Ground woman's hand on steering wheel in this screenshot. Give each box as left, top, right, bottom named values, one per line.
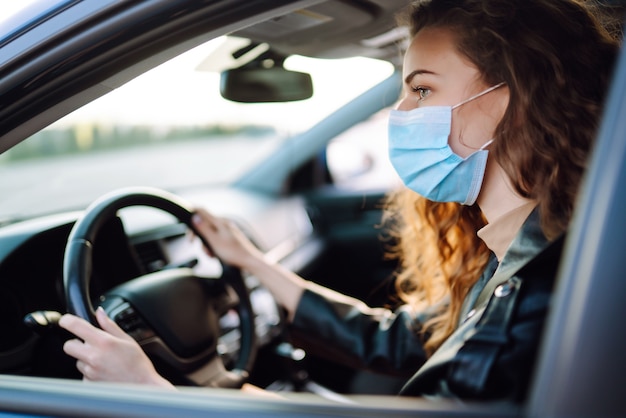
left=192, top=208, right=264, bottom=271
left=60, top=307, right=174, bottom=388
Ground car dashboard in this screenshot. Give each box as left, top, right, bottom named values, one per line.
left=0, top=187, right=318, bottom=383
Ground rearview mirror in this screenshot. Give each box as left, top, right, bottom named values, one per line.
left=220, top=67, right=313, bottom=103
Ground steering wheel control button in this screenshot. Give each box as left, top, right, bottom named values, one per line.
left=117, top=309, right=155, bottom=341
left=104, top=302, right=155, bottom=341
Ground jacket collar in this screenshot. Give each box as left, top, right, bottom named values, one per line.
left=492, top=206, right=551, bottom=282
left=459, top=206, right=551, bottom=323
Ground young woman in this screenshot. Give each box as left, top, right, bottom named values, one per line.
left=59, top=0, right=621, bottom=402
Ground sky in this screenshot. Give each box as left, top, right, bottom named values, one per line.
left=0, top=0, right=40, bottom=26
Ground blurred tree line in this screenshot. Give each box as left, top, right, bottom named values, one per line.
left=1, top=123, right=275, bottom=162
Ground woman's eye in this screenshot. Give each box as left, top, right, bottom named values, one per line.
left=411, top=86, right=431, bottom=101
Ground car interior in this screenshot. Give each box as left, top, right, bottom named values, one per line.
left=0, top=0, right=410, bottom=395
left=0, top=0, right=624, bottom=417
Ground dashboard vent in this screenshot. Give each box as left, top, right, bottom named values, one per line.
left=134, top=240, right=167, bottom=273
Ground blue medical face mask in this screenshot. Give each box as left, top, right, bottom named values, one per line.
left=388, top=82, right=505, bottom=205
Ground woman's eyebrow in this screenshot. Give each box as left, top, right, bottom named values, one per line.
left=404, top=69, right=437, bottom=84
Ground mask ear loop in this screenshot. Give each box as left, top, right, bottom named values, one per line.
left=452, top=82, right=506, bottom=149
left=479, top=138, right=494, bottom=150
left=451, top=82, right=506, bottom=110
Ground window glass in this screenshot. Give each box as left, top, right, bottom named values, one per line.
left=326, top=107, right=401, bottom=191
left=0, top=36, right=394, bottom=221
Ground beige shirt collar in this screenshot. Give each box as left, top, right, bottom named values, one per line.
left=477, top=202, right=537, bottom=261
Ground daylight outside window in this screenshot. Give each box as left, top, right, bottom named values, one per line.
left=0, top=36, right=394, bottom=223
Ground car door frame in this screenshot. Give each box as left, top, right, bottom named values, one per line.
left=526, top=20, right=626, bottom=418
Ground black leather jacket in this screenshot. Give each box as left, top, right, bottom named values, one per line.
left=289, top=209, right=562, bottom=402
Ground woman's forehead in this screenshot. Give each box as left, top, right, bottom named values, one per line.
left=403, top=27, right=479, bottom=83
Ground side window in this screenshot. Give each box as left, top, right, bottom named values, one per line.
left=326, top=107, right=401, bottom=190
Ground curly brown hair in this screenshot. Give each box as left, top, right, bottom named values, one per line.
left=385, top=0, right=620, bottom=355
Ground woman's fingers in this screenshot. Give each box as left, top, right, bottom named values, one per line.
left=192, top=208, right=217, bottom=233
left=60, top=312, right=161, bottom=384
left=192, top=207, right=265, bottom=273
left=95, top=307, right=132, bottom=341
left=59, top=311, right=129, bottom=365
left=192, top=209, right=219, bottom=256
left=62, top=337, right=89, bottom=363
left=59, top=309, right=130, bottom=344
left=59, top=312, right=102, bottom=343
left=75, top=360, right=92, bottom=380
left=60, top=314, right=111, bottom=364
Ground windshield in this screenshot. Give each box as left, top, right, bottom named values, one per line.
left=0, top=35, right=393, bottom=222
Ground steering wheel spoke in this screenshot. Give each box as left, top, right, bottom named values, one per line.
left=186, top=356, right=248, bottom=388
left=211, top=282, right=240, bottom=316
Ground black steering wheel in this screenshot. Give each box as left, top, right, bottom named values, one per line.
left=63, top=187, right=257, bottom=388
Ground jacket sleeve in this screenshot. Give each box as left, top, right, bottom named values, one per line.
left=288, top=282, right=428, bottom=377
